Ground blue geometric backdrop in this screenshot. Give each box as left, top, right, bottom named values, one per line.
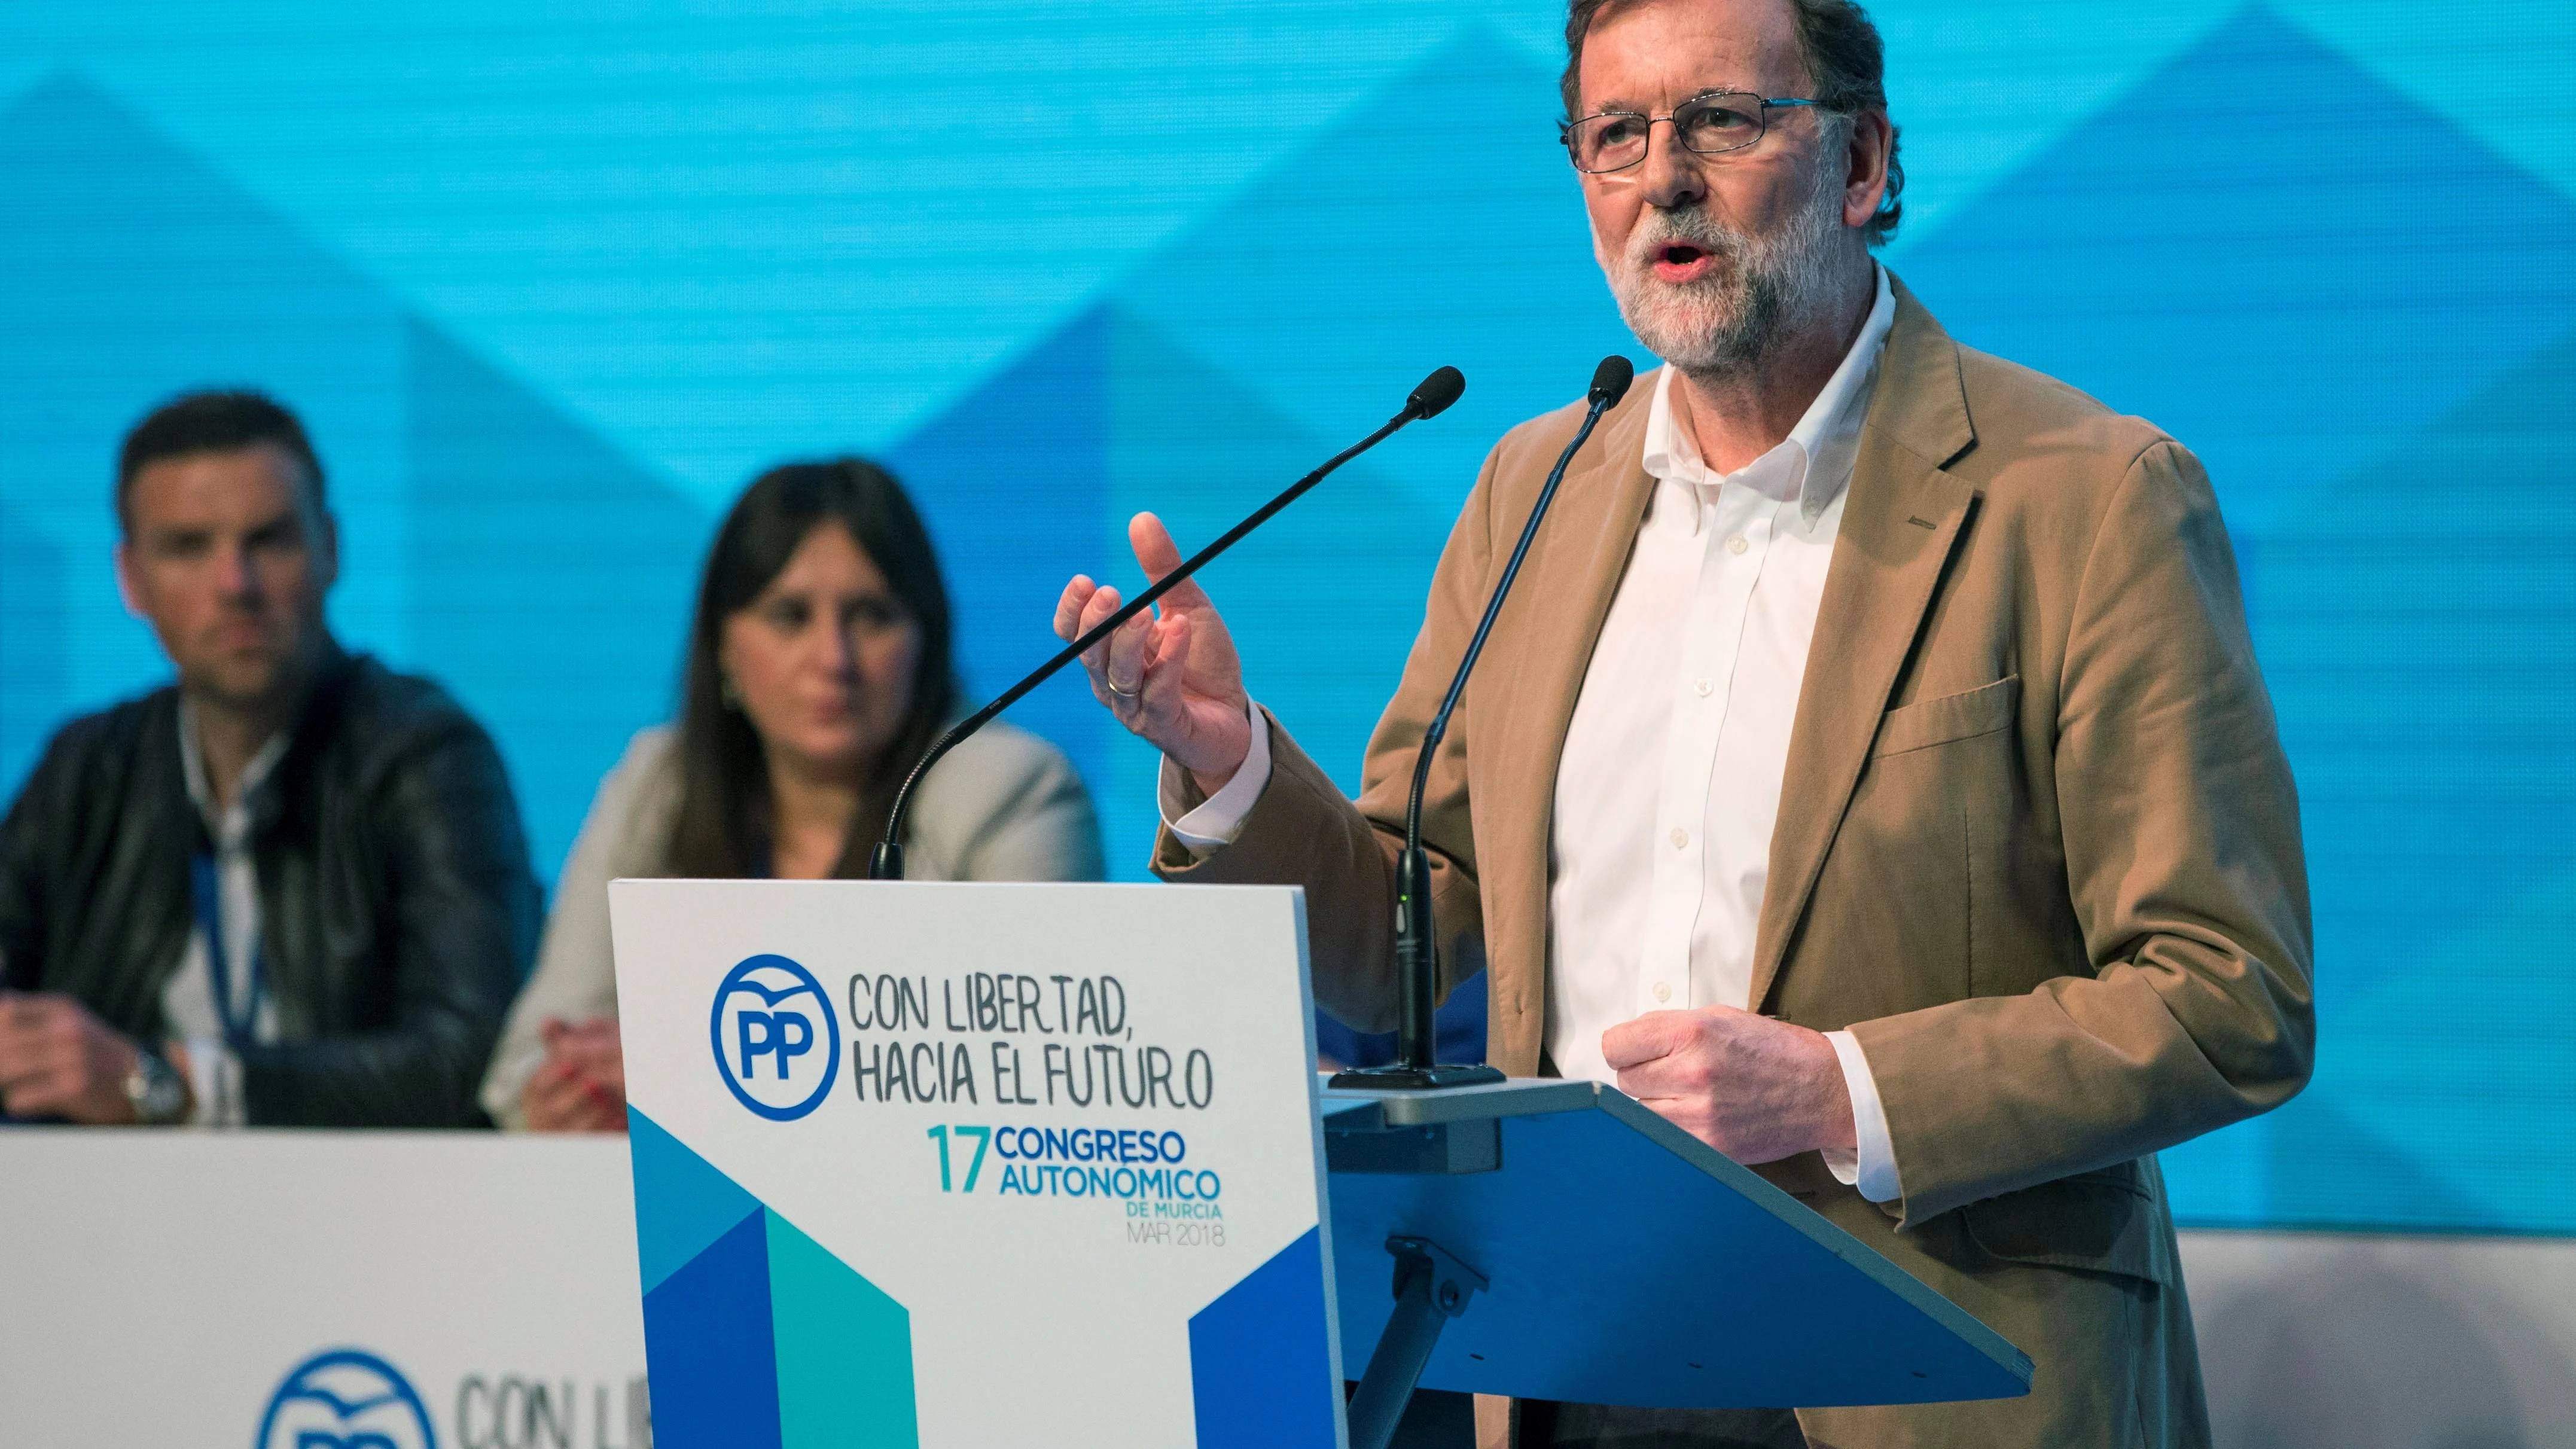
left=2, top=1, right=2571, bottom=1234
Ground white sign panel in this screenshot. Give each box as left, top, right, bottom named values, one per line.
left=0, top=1131, right=649, bottom=1448
left=608, top=878, right=1344, bottom=1449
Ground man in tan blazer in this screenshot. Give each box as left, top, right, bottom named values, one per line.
left=1054, top=0, right=2313, bottom=1444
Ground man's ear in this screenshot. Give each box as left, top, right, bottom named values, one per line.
left=1843, top=110, right=1894, bottom=230
left=114, top=538, right=145, bottom=620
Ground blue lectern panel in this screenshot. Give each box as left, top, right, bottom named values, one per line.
left=1327, top=1091, right=2029, bottom=1410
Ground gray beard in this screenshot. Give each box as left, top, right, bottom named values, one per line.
left=1611, top=157, right=1852, bottom=382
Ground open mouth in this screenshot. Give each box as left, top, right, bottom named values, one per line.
left=1651, top=240, right=1717, bottom=283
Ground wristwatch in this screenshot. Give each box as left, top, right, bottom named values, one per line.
left=124, top=1048, right=190, bottom=1126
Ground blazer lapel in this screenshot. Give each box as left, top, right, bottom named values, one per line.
left=1477, top=386, right=1657, bottom=1064
left=1749, top=280, right=1979, bottom=1012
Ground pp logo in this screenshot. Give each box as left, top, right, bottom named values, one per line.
left=711, top=953, right=842, bottom=1119
left=257, top=1348, right=437, bottom=1449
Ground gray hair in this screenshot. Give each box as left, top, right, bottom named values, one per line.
left=1559, top=0, right=1906, bottom=246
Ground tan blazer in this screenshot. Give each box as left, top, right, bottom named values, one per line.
left=1159, top=276, right=2313, bottom=1448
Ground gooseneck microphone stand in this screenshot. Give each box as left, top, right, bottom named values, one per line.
left=1329, top=355, right=1636, bottom=1092
left=868, top=365, right=1468, bottom=881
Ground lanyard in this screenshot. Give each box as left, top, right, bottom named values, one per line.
left=189, top=852, right=266, bottom=1046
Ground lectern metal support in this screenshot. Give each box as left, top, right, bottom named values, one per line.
left=1347, top=1236, right=1488, bottom=1449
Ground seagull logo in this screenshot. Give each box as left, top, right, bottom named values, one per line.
left=710, top=953, right=842, bottom=1120
left=257, top=1349, right=437, bottom=1449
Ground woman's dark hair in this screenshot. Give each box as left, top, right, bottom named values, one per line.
left=663, top=459, right=956, bottom=879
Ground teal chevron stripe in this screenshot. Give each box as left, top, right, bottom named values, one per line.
left=767, top=1208, right=920, bottom=1447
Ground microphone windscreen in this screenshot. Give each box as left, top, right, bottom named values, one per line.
left=1589, top=355, right=1636, bottom=407
left=1409, top=365, right=1467, bottom=420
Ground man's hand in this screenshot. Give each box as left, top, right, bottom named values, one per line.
left=1602, top=1005, right=1857, bottom=1165
left=1053, top=512, right=1253, bottom=797
left=0, top=990, right=146, bottom=1124
left=521, top=1016, right=628, bottom=1133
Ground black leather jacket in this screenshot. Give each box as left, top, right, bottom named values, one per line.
left=0, top=648, right=540, bottom=1125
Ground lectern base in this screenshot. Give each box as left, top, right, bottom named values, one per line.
left=1328, top=1062, right=1507, bottom=1091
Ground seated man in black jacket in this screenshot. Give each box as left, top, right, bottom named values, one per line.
left=0, top=391, right=540, bottom=1127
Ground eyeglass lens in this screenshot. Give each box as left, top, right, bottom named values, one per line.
left=1568, top=92, right=1769, bottom=172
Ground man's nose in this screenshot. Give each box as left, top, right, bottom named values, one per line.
left=214, top=541, right=260, bottom=599
left=1638, top=123, right=1709, bottom=213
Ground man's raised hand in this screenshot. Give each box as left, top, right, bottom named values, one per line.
left=1054, top=512, right=1253, bottom=797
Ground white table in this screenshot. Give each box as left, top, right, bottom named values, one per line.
left=0, top=1130, right=646, bottom=1448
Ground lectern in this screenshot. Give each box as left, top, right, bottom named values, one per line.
left=1319, top=1079, right=2029, bottom=1449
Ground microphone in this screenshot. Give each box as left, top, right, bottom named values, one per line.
left=1330, top=355, right=1635, bottom=1092
left=868, top=366, right=1468, bottom=880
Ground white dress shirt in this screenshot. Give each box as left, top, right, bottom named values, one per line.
left=159, top=702, right=286, bottom=1127
left=1168, top=267, right=1901, bottom=1202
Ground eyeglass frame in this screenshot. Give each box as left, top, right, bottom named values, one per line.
left=1559, top=90, right=1829, bottom=175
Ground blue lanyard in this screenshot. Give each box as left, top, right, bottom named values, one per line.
left=189, top=852, right=266, bottom=1046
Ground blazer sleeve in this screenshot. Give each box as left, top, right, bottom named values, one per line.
left=1149, top=429, right=1504, bottom=1032
left=1849, top=440, right=2317, bottom=1223
left=238, top=713, right=541, bottom=1127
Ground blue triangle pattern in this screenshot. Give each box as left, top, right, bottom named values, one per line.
left=4, top=6, right=2575, bottom=1243
left=1114, top=23, right=1640, bottom=520
left=0, top=71, right=410, bottom=730
left=641, top=1206, right=784, bottom=1449
left=628, top=1108, right=765, bottom=1295
left=404, top=319, right=707, bottom=874
left=2248, top=321, right=2576, bottom=997
left=0, top=502, right=67, bottom=792
left=882, top=298, right=1467, bottom=880
left=1188, top=1226, right=1338, bottom=1449
left=883, top=304, right=1117, bottom=826
left=2162, top=320, right=2576, bottom=1230
left=1892, top=5, right=2576, bottom=536
left=0, top=71, right=706, bottom=876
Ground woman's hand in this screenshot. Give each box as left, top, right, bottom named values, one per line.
left=1054, top=513, right=1254, bottom=797
left=520, top=1016, right=627, bottom=1133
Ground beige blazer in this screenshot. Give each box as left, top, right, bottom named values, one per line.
left=481, top=721, right=1103, bottom=1127
left=1159, top=276, right=2313, bottom=1448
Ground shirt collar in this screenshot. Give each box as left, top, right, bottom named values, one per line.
left=1639, top=262, right=1897, bottom=529
left=178, top=697, right=290, bottom=840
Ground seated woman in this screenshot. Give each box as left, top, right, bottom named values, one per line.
left=483, top=459, right=1103, bottom=1130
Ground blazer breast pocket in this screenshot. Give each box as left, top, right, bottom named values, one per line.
left=1871, top=674, right=2020, bottom=758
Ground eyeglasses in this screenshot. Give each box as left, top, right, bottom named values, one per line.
left=1561, top=91, right=1824, bottom=174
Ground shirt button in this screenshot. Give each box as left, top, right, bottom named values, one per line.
left=1669, top=827, right=1689, bottom=849
left=1654, top=982, right=1672, bottom=1003
left=1693, top=678, right=1714, bottom=697
left=1726, top=535, right=1749, bottom=555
